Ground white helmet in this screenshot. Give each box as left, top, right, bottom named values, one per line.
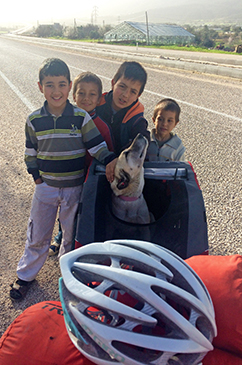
left=59, top=239, right=217, bottom=365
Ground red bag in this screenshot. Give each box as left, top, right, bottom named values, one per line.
left=186, top=254, right=242, bottom=360
left=203, top=347, right=242, bottom=365
left=0, top=301, right=94, bottom=365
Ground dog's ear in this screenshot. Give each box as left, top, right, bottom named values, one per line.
left=117, top=169, right=130, bottom=190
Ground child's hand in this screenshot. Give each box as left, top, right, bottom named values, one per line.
left=35, top=178, right=43, bottom=184
left=106, top=158, right=117, bottom=183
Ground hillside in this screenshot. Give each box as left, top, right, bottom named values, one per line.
left=101, top=0, right=242, bottom=25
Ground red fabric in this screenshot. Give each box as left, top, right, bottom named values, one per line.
left=187, top=161, right=201, bottom=189
left=203, top=347, right=242, bottom=365
left=97, top=92, right=107, bottom=107
left=0, top=301, right=94, bottom=365
left=75, top=239, right=83, bottom=249
left=85, top=110, right=115, bottom=168
left=186, top=254, right=242, bottom=358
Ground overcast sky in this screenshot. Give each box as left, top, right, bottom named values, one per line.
left=2, top=0, right=237, bottom=27
left=0, top=0, right=184, bottom=26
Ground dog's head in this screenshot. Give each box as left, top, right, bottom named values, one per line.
left=111, top=133, right=148, bottom=196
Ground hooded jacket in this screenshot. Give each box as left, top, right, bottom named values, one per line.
left=96, top=91, right=150, bottom=155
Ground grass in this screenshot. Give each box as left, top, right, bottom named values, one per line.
left=71, top=40, right=241, bottom=55
left=30, top=36, right=242, bottom=55
left=145, top=44, right=240, bottom=54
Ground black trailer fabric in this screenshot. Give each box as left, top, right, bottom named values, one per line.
left=75, top=161, right=208, bottom=259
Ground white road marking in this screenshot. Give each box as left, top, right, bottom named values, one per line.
left=146, top=90, right=242, bottom=122
left=0, top=70, right=35, bottom=111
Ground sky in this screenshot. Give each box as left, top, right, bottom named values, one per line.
left=2, top=0, right=237, bottom=28
left=0, top=0, right=183, bottom=27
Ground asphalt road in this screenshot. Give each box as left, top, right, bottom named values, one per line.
left=6, top=34, right=242, bottom=79
left=0, top=35, right=242, bottom=336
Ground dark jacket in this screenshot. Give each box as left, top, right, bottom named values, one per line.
left=96, top=91, right=150, bottom=155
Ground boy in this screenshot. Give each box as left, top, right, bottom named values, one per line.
left=10, top=58, right=116, bottom=300
left=74, top=62, right=150, bottom=249
left=49, top=71, right=115, bottom=256
left=73, top=71, right=114, bottom=154
left=96, top=61, right=150, bottom=156
left=146, top=98, right=185, bottom=161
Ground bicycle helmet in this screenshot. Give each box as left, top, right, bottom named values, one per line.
left=59, top=239, right=217, bottom=365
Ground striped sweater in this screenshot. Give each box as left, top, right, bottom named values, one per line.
left=25, top=100, right=116, bottom=187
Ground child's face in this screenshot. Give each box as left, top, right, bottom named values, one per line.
left=153, top=109, right=178, bottom=142
left=38, top=75, right=72, bottom=116
left=73, top=81, right=100, bottom=113
left=111, top=76, right=142, bottom=112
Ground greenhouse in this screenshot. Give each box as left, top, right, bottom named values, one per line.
left=104, top=21, right=195, bottom=45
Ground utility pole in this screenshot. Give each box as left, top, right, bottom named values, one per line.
left=92, top=6, right=98, bottom=25
left=145, top=11, right=150, bottom=46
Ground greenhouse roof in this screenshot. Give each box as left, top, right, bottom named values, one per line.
left=125, top=22, right=194, bottom=37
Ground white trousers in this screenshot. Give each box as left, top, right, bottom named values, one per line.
left=17, top=182, right=82, bottom=281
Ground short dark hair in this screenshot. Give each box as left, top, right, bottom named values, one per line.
left=73, top=72, right=102, bottom=97
left=39, top=58, right=71, bottom=85
left=153, top=98, right=181, bottom=123
left=112, top=61, right=147, bottom=96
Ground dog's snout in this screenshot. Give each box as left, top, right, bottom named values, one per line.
left=117, top=169, right=130, bottom=190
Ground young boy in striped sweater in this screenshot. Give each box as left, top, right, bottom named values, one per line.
left=10, top=58, right=116, bottom=300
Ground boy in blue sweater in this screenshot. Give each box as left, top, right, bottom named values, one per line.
left=146, top=98, right=185, bottom=161
left=10, top=58, right=116, bottom=300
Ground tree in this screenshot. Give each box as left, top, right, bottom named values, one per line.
left=35, top=24, right=63, bottom=38
left=64, top=26, right=78, bottom=39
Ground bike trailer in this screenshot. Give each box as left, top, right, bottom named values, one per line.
left=75, top=161, right=208, bottom=259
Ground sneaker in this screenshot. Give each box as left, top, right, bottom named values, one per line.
left=49, top=240, right=61, bottom=256
left=10, top=278, right=34, bottom=300
left=54, top=230, right=62, bottom=245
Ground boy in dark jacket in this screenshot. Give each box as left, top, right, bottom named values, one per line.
left=96, top=61, right=150, bottom=156
left=74, top=62, right=151, bottom=249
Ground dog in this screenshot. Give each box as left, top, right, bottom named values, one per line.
left=110, top=133, right=150, bottom=224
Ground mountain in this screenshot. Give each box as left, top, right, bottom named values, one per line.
left=34, top=0, right=242, bottom=28
left=100, top=0, right=242, bottom=25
